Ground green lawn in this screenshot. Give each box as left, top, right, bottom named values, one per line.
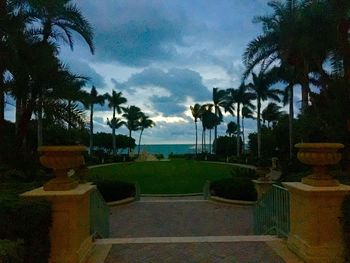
left=88, top=160, right=237, bottom=194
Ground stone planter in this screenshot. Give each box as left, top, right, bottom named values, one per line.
left=295, top=142, right=344, bottom=187
left=38, top=146, right=87, bottom=191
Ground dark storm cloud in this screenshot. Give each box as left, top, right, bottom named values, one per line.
left=126, top=67, right=211, bottom=101
left=63, top=58, right=106, bottom=88
left=150, top=96, right=187, bottom=116
left=112, top=67, right=211, bottom=116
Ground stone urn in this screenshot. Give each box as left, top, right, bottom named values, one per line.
left=295, top=143, right=344, bottom=187
left=38, top=145, right=87, bottom=191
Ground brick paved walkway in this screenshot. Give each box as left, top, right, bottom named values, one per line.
left=110, top=199, right=253, bottom=237
left=105, top=242, right=285, bottom=263
left=100, top=198, right=288, bottom=262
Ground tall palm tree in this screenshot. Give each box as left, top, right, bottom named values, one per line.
left=262, top=102, right=284, bottom=127
left=122, top=106, right=142, bottom=155
left=107, top=117, right=124, bottom=154
left=86, top=86, right=105, bottom=155
left=241, top=105, right=255, bottom=153
left=243, top=0, right=326, bottom=112
left=201, top=110, right=219, bottom=154
left=248, top=69, right=281, bottom=158
left=104, top=90, right=127, bottom=156
left=211, top=88, right=231, bottom=152
left=229, top=83, right=256, bottom=157
left=137, top=114, right=155, bottom=155
left=190, top=103, right=202, bottom=156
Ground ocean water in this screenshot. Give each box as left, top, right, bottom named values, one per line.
left=138, top=144, right=195, bottom=157
left=119, top=144, right=211, bottom=157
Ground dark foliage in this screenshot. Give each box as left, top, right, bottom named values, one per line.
left=210, top=177, right=257, bottom=201
left=94, top=180, right=136, bottom=202
left=213, top=136, right=240, bottom=156
left=0, top=189, right=52, bottom=263
left=341, top=195, right=350, bottom=261
left=210, top=167, right=257, bottom=201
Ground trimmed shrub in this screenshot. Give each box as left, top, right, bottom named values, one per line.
left=95, top=180, right=136, bottom=202
left=210, top=167, right=257, bottom=201
left=210, top=177, right=257, bottom=201
left=0, top=193, right=52, bottom=263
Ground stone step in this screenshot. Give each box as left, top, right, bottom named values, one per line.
left=95, top=235, right=281, bottom=245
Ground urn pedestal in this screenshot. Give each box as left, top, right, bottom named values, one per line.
left=284, top=143, right=350, bottom=262
left=38, top=146, right=87, bottom=191
left=295, top=143, right=344, bottom=187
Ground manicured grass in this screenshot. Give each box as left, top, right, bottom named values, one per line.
left=88, top=160, right=236, bottom=194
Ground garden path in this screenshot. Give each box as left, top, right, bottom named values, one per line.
left=91, top=197, right=299, bottom=262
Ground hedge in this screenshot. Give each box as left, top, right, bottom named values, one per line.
left=210, top=167, right=258, bottom=201
left=0, top=184, right=52, bottom=263
left=94, top=180, right=136, bottom=202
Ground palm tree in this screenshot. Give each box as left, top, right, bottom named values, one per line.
left=26, top=0, right=94, bottom=146
left=229, top=83, right=256, bottom=157
left=248, top=69, right=282, bottom=158
left=226, top=121, right=238, bottom=137
left=104, top=90, right=127, bottom=156
left=137, top=114, right=155, bottom=155
left=107, top=117, right=124, bottom=154
left=262, top=102, right=283, bottom=128
left=190, top=103, right=202, bottom=156
left=86, top=86, right=105, bottom=155
left=211, top=88, right=231, bottom=152
left=122, top=106, right=143, bottom=155
left=243, top=0, right=324, bottom=112
left=241, top=105, right=255, bottom=153
left=201, top=110, right=219, bottom=154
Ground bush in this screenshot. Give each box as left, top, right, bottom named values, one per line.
left=0, top=239, right=24, bottom=263
left=210, top=177, right=257, bottom=201
left=0, top=191, right=52, bottom=263
left=155, top=154, right=164, bottom=160
left=94, top=180, right=136, bottom=202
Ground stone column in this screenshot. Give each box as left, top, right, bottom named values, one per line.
left=283, top=182, right=350, bottom=263
left=22, top=184, right=95, bottom=263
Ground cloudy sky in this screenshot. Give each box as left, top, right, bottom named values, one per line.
left=6, top=0, right=301, bottom=144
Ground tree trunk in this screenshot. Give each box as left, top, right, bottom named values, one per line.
left=242, top=116, right=245, bottom=154
left=209, top=129, right=212, bottom=154
left=257, top=98, right=261, bottom=159
left=300, top=68, right=309, bottom=112
left=289, top=85, right=294, bottom=160
left=203, top=128, right=206, bottom=153
left=0, top=77, right=5, bottom=152
left=37, top=94, right=43, bottom=147
left=195, top=121, right=198, bottom=156
left=112, top=107, right=116, bottom=156
left=236, top=103, right=241, bottom=157
left=128, top=129, right=132, bottom=155
left=201, top=127, right=204, bottom=154
left=138, top=129, right=144, bottom=156
left=15, top=100, right=35, bottom=159
left=67, top=100, right=72, bottom=130
left=214, top=107, right=218, bottom=153
left=89, top=104, right=93, bottom=155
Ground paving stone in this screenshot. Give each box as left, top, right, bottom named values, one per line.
left=110, top=201, right=253, bottom=237
left=104, top=242, right=285, bottom=263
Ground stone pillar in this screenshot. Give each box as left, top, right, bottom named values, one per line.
left=21, top=184, right=95, bottom=263
left=252, top=179, right=274, bottom=200
left=283, top=182, right=350, bottom=263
